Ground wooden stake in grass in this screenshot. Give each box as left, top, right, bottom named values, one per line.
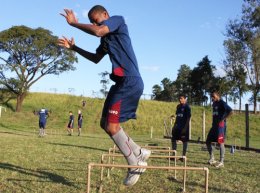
left=86, top=163, right=209, bottom=193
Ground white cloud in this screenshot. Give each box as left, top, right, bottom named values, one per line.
left=141, top=65, right=160, bottom=72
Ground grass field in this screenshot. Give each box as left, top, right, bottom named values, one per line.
left=0, top=92, right=259, bottom=192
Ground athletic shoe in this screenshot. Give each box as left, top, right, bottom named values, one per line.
left=123, top=161, right=147, bottom=186
left=138, top=148, right=151, bottom=162
left=215, top=162, right=224, bottom=168
left=208, top=158, right=217, bottom=165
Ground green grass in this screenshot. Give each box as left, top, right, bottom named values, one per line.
left=0, top=130, right=259, bottom=193
left=0, top=92, right=260, bottom=192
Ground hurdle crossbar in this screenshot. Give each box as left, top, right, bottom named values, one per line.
left=102, top=153, right=185, bottom=180
left=109, top=146, right=177, bottom=170
left=87, top=163, right=209, bottom=193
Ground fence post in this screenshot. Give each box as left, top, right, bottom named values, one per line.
left=202, top=109, right=205, bottom=141
left=189, top=119, right=191, bottom=140
left=245, top=104, right=249, bottom=148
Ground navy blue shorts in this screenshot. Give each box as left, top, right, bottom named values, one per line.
left=39, top=121, right=46, bottom=129
left=206, top=125, right=226, bottom=143
left=102, top=76, right=144, bottom=123
left=171, top=126, right=189, bottom=142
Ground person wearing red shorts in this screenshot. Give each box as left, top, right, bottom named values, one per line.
left=206, top=90, right=232, bottom=168
left=59, top=5, right=151, bottom=186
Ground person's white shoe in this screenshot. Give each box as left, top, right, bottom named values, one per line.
left=123, top=161, right=147, bottom=186
left=208, top=158, right=217, bottom=165
left=215, top=162, right=224, bottom=168
left=138, top=148, right=151, bottom=162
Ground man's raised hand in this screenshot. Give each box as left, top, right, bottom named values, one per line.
left=60, top=9, right=78, bottom=25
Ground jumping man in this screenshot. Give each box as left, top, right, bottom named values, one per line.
left=58, top=5, right=151, bottom=186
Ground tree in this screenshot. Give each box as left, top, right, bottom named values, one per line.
left=223, top=39, right=249, bottom=112
left=0, top=25, right=77, bottom=112
left=152, top=78, right=176, bottom=102
left=174, top=64, right=192, bottom=101
left=189, top=56, right=216, bottom=106
left=99, top=71, right=110, bottom=98
left=224, top=0, right=260, bottom=113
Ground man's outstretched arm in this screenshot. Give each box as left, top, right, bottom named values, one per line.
left=58, top=37, right=104, bottom=64
left=60, top=9, right=109, bottom=37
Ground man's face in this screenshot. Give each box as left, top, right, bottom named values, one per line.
left=211, top=93, right=219, bottom=102
left=179, top=96, right=186, bottom=105
left=89, top=11, right=108, bottom=26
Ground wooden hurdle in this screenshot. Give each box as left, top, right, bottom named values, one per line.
left=101, top=153, right=186, bottom=180
left=87, top=163, right=209, bottom=193
left=109, top=145, right=176, bottom=169
left=107, top=145, right=178, bottom=177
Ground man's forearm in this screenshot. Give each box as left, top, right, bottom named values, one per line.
left=72, top=45, right=100, bottom=64
left=71, top=23, right=100, bottom=36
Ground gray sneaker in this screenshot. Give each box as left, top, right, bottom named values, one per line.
left=123, top=161, right=147, bottom=186
left=215, top=162, right=224, bottom=168
left=208, top=158, right=217, bottom=165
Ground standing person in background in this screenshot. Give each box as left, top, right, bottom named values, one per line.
left=206, top=90, right=232, bottom=168
left=67, top=111, right=74, bottom=136
left=37, top=108, right=49, bottom=137
left=77, top=110, right=83, bottom=136
left=58, top=5, right=151, bottom=186
left=171, top=94, right=191, bottom=161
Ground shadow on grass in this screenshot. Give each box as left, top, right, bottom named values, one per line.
left=0, top=123, right=35, bottom=135
left=48, top=142, right=107, bottom=152
left=0, top=162, right=76, bottom=188
left=0, top=130, right=31, bottom=137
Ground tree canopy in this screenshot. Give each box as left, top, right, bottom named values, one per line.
left=0, top=25, right=77, bottom=112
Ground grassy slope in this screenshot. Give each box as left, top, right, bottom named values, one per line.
left=0, top=92, right=259, bottom=193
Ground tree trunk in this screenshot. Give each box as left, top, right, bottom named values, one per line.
left=253, top=92, right=257, bottom=114
left=239, top=95, right=242, bottom=113
left=16, top=92, right=26, bottom=112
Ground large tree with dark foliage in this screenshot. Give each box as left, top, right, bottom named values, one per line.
left=224, top=0, right=260, bottom=113
left=189, top=56, right=216, bottom=106
left=0, top=25, right=77, bottom=112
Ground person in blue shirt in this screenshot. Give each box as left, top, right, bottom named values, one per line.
left=58, top=5, right=150, bottom=186
left=67, top=111, right=74, bottom=136
left=37, top=108, right=49, bottom=137
left=171, top=94, right=191, bottom=161
left=206, top=90, right=232, bottom=168
left=77, top=110, right=83, bottom=136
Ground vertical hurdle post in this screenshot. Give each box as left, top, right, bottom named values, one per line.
left=202, top=109, right=206, bottom=141
left=205, top=167, right=209, bottom=193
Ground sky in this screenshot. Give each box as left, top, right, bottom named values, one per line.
left=1, top=0, right=252, bottom=108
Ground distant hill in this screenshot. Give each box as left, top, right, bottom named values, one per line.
left=1, top=92, right=259, bottom=148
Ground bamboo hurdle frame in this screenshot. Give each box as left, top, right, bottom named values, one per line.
left=87, top=163, right=209, bottom=193
left=101, top=153, right=186, bottom=180
left=109, top=145, right=176, bottom=172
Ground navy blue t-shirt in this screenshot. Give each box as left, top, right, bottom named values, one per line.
left=39, top=109, right=48, bottom=123
left=212, top=99, right=232, bottom=127
left=175, top=104, right=191, bottom=130
left=97, top=16, right=140, bottom=81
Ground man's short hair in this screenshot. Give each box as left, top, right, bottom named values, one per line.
left=211, top=90, right=220, bottom=97
left=88, top=5, right=107, bottom=19
left=179, top=94, right=187, bottom=99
